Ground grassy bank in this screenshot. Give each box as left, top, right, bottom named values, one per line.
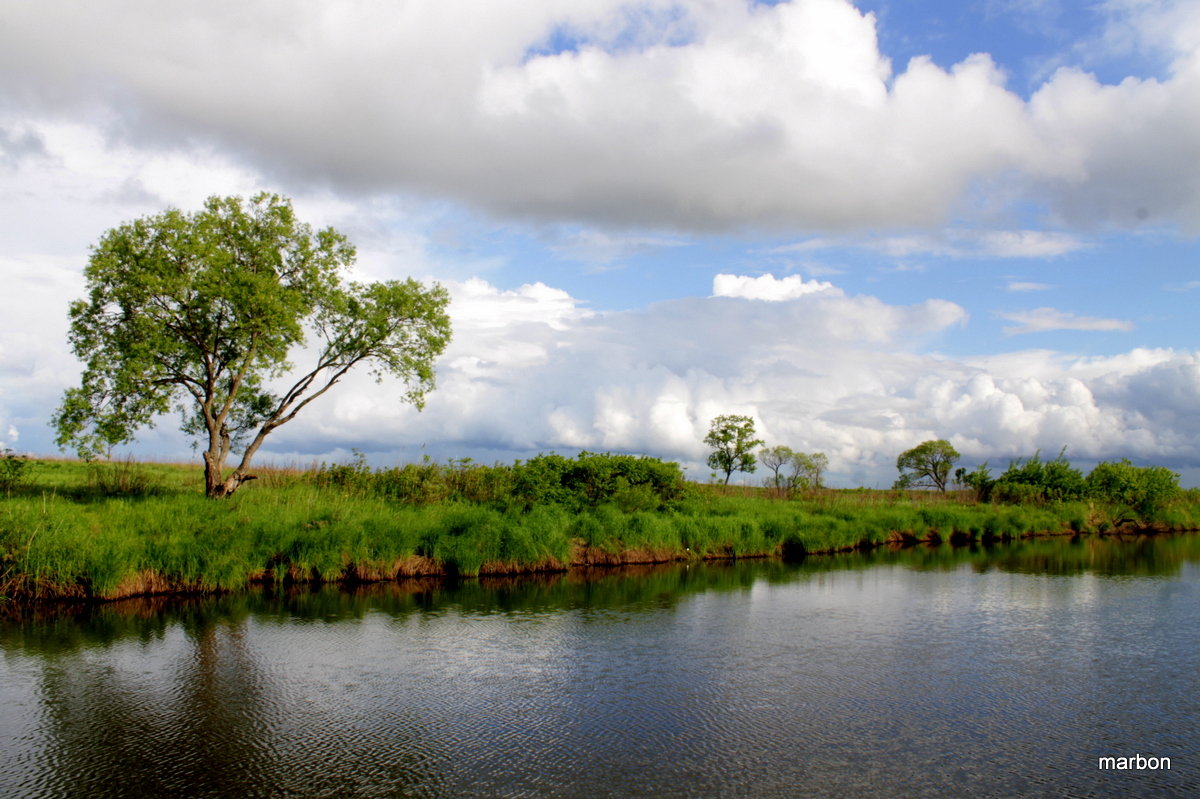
left=2, top=458, right=1198, bottom=602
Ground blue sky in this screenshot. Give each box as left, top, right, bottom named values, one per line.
left=0, top=0, right=1197, bottom=486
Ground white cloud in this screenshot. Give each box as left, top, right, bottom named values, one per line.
left=4, top=1, right=1200, bottom=487
left=0, top=421, right=17, bottom=453
left=233, top=276, right=1195, bottom=486
left=0, top=254, right=87, bottom=455
left=1094, top=0, right=1200, bottom=70
left=712, top=273, right=841, bottom=301
left=976, top=230, right=1086, bottom=257
left=1006, top=281, right=1054, bottom=292
left=546, top=228, right=688, bottom=266
left=1000, top=307, right=1135, bottom=334
left=777, top=229, right=1087, bottom=258
left=16, top=267, right=1199, bottom=485
left=2, top=0, right=1198, bottom=232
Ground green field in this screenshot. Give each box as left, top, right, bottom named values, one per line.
left=1, top=456, right=1197, bottom=602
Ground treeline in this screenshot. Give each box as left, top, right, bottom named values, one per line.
left=313, top=451, right=687, bottom=512
left=889, top=437, right=1183, bottom=521
left=957, top=450, right=1181, bottom=517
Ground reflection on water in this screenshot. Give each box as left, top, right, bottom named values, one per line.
left=2, top=534, right=1199, bottom=798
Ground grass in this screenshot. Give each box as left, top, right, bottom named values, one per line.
left=1, top=458, right=1198, bottom=602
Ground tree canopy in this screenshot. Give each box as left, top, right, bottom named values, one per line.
left=894, top=439, right=959, bottom=492
left=705, top=414, right=763, bottom=485
left=759, top=445, right=829, bottom=495
left=54, top=193, right=452, bottom=497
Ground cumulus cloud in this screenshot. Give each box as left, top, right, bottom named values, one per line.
left=1000, top=307, right=1135, bottom=334
left=712, top=273, right=841, bottom=301
left=1, top=0, right=1198, bottom=232
left=0, top=255, right=87, bottom=452
left=224, top=275, right=1194, bottom=486
left=4, top=1, right=1199, bottom=486
left=1094, top=0, right=1200, bottom=69
left=15, top=266, right=1198, bottom=484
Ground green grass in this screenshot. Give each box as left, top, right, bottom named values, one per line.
left=2, top=458, right=1198, bottom=602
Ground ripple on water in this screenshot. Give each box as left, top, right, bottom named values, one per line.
left=2, top=548, right=1200, bottom=797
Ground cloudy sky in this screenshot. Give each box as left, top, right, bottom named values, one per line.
left=2, top=0, right=1198, bottom=487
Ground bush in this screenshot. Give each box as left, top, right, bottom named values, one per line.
left=511, top=452, right=685, bottom=511
left=993, top=449, right=1085, bottom=503
left=313, top=449, right=374, bottom=496
left=955, top=463, right=994, bottom=502
left=990, top=481, right=1044, bottom=505
left=0, top=449, right=29, bottom=494
left=1086, top=459, right=1180, bottom=520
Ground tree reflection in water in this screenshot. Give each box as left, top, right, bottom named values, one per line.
left=1, top=534, right=1197, bottom=798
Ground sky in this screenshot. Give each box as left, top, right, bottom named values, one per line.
left=1, top=0, right=1198, bottom=487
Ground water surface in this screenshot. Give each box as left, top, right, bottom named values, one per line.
left=2, top=535, right=1198, bottom=797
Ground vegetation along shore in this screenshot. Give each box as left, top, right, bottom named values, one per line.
left=9, top=195, right=1190, bottom=604
left=1, top=450, right=1196, bottom=603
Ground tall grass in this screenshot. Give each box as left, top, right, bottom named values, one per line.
left=2, top=457, right=1197, bottom=601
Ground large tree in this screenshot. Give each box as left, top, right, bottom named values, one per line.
left=54, top=193, right=452, bottom=497
left=705, top=414, right=763, bottom=485
left=894, top=439, right=960, bottom=493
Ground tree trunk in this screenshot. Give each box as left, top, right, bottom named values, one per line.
left=203, top=449, right=257, bottom=497
left=213, top=471, right=257, bottom=498
left=203, top=450, right=225, bottom=498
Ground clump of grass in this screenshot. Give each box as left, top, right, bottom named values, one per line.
left=85, top=457, right=170, bottom=498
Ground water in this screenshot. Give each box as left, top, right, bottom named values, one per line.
left=2, top=535, right=1199, bottom=798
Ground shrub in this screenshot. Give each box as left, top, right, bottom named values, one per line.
left=313, top=449, right=374, bottom=496
left=0, top=448, right=29, bottom=494
left=511, top=452, right=685, bottom=510
left=1086, top=459, right=1180, bottom=520
left=955, top=463, right=994, bottom=502
left=993, top=449, right=1085, bottom=503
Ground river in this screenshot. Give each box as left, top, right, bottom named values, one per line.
left=2, top=534, right=1198, bottom=797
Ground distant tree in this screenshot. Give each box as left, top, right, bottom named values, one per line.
left=759, top=445, right=794, bottom=491
left=705, top=415, right=764, bottom=485
left=894, top=439, right=960, bottom=493
left=54, top=193, right=453, bottom=498
left=793, top=451, right=829, bottom=490
left=759, top=447, right=829, bottom=495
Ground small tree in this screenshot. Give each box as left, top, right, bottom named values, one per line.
left=793, top=451, right=829, bottom=490
left=705, top=415, right=763, bottom=485
left=894, top=439, right=959, bottom=493
left=955, top=463, right=994, bottom=502
left=759, top=445, right=795, bottom=491
left=54, top=193, right=453, bottom=497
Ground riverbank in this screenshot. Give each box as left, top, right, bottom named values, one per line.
left=2, top=459, right=1198, bottom=602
